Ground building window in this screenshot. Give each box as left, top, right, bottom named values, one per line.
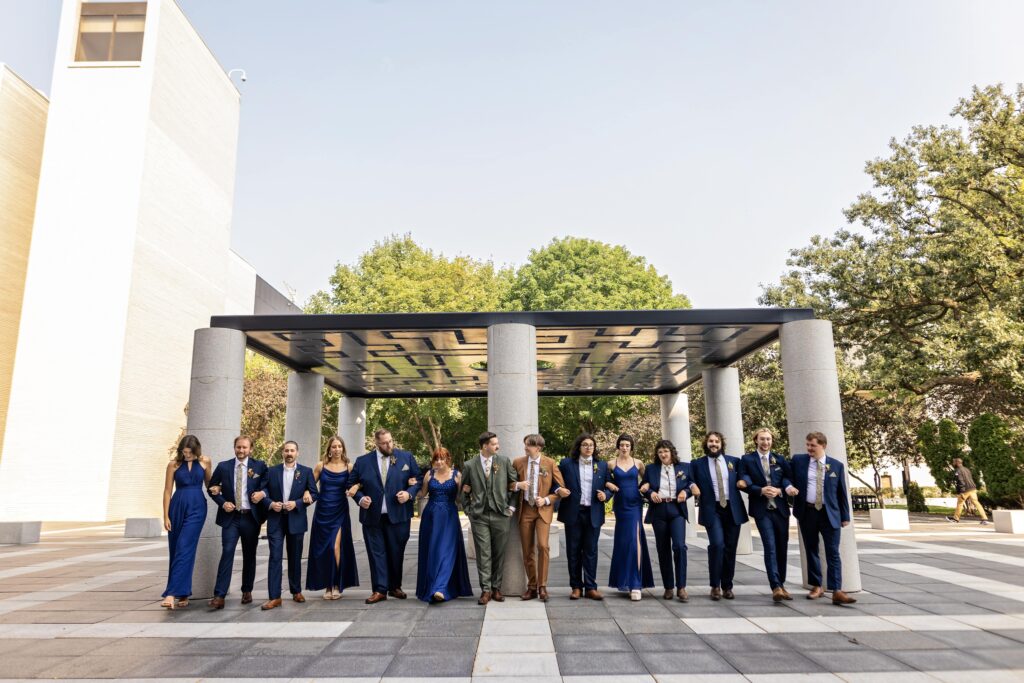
left=75, top=3, right=147, bottom=62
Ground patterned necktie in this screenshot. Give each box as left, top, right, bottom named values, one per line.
left=528, top=460, right=537, bottom=504
left=380, top=455, right=388, bottom=482
left=714, top=457, right=727, bottom=508
left=236, top=462, right=245, bottom=509
left=763, top=455, right=776, bottom=510
left=483, top=458, right=490, bottom=479
left=814, top=460, right=824, bottom=511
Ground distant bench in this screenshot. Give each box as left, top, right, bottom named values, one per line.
left=852, top=494, right=879, bottom=511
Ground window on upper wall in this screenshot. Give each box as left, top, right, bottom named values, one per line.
left=75, top=2, right=147, bottom=62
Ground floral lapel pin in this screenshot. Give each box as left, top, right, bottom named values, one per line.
left=247, top=468, right=255, bottom=478
left=727, top=462, right=735, bottom=471
left=389, top=455, right=397, bottom=467
left=824, top=463, right=831, bottom=472
left=540, top=468, right=548, bottom=477
left=770, top=457, right=777, bottom=466
left=593, top=464, right=599, bottom=474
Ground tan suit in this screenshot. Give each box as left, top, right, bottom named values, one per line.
left=513, top=455, right=565, bottom=590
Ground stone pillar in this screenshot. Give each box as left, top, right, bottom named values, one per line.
left=780, top=319, right=861, bottom=592
left=338, top=395, right=367, bottom=544
left=661, top=392, right=697, bottom=540
left=487, top=323, right=538, bottom=596
left=702, top=367, right=752, bottom=554
left=187, top=327, right=246, bottom=600
left=285, top=371, right=324, bottom=469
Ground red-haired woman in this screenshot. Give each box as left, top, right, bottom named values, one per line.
left=415, top=448, right=473, bottom=603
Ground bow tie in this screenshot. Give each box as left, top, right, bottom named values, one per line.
left=581, top=459, right=592, bottom=466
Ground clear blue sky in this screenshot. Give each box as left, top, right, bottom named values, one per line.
left=3, top=1, right=1022, bottom=308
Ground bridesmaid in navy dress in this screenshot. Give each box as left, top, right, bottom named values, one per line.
left=161, top=435, right=212, bottom=609
left=605, top=433, right=654, bottom=601
left=416, top=448, right=473, bottom=603
left=307, top=436, right=360, bottom=599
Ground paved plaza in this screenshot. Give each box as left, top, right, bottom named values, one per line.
left=0, top=514, right=1022, bottom=681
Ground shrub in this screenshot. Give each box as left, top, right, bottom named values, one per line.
left=906, top=482, right=928, bottom=513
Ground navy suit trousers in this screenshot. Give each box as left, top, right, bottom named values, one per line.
left=652, top=513, right=687, bottom=589
left=705, top=505, right=740, bottom=589
left=214, top=511, right=260, bottom=597
left=754, top=509, right=789, bottom=589
left=267, top=518, right=304, bottom=599
left=364, top=513, right=411, bottom=593
left=799, top=507, right=842, bottom=591
left=565, top=513, right=600, bottom=590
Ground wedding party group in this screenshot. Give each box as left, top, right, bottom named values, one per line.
left=160, top=425, right=856, bottom=610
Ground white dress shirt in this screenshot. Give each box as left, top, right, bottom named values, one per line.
left=806, top=456, right=826, bottom=505
left=282, top=464, right=296, bottom=502
left=579, top=459, right=593, bottom=507
left=708, top=456, right=729, bottom=502
left=235, top=457, right=250, bottom=510
left=658, top=464, right=676, bottom=500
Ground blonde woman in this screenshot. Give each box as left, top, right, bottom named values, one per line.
left=305, top=436, right=359, bottom=599
left=160, top=435, right=212, bottom=609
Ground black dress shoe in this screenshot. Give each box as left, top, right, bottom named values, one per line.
left=388, top=588, right=407, bottom=600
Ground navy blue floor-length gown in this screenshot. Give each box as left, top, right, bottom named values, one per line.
left=306, top=467, right=359, bottom=592
left=607, top=463, right=655, bottom=592
left=416, top=471, right=473, bottom=602
left=162, top=462, right=207, bottom=598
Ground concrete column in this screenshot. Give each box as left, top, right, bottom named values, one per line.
left=661, top=392, right=697, bottom=540
left=780, top=319, right=861, bottom=592
left=285, top=371, right=324, bottom=469
left=487, top=323, right=538, bottom=596
left=702, top=367, right=752, bottom=554
left=186, top=327, right=246, bottom=600
left=337, top=395, right=366, bottom=544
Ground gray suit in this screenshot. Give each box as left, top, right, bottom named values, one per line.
left=460, top=453, right=517, bottom=593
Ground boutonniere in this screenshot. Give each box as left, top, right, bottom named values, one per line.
left=294, top=470, right=302, bottom=481
left=247, top=468, right=255, bottom=478
left=676, top=471, right=685, bottom=479
left=593, top=464, right=599, bottom=474
left=401, top=463, right=409, bottom=472
left=493, top=463, right=499, bottom=474
left=770, top=457, right=777, bottom=466
left=540, top=468, right=548, bottom=477
left=824, top=463, right=831, bottom=472
left=727, top=463, right=735, bottom=471
left=389, top=455, right=397, bottom=467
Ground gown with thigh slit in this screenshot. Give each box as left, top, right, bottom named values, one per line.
left=415, top=471, right=473, bottom=602
left=162, top=461, right=208, bottom=598
left=306, top=467, right=359, bottom=592
left=607, top=464, right=655, bottom=592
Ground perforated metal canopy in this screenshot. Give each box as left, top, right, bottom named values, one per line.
left=210, top=309, right=814, bottom=398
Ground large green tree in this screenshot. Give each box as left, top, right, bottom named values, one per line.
left=968, top=413, right=1024, bottom=507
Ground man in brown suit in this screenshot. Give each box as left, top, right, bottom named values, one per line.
left=513, top=433, right=567, bottom=602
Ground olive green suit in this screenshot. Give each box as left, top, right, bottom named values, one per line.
left=459, top=453, right=517, bottom=593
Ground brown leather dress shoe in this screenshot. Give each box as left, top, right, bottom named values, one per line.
left=208, top=596, right=225, bottom=610
left=492, top=590, right=505, bottom=602
left=663, top=589, right=674, bottom=600
left=538, top=587, right=549, bottom=602
left=780, top=587, right=793, bottom=600
left=832, top=590, right=857, bottom=606
left=521, top=588, right=537, bottom=601
left=293, top=593, right=306, bottom=603
left=722, top=589, right=735, bottom=600
left=261, top=598, right=282, bottom=611
left=570, top=588, right=582, bottom=600
left=478, top=591, right=492, bottom=605
left=677, top=588, right=688, bottom=602
left=585, top=589, right=604, bottom=600
left=365, top=591, right=387, bottom=604
left=710, top=587, right=722, bottom=601
left=807, top=586, right=824, bottom=600
left=772, top=587, right=785, bottom=603
left=388, top=588, right=407, bottom=600
left=241, top=592, right=253, bottom=605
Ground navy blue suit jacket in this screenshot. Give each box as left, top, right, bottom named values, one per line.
left=739, top=452, right=792, bottom=520
left=261, top=463, right=318, bottom=535
left=641, top=461, right=692, bottom=523
left=556, top=458, right=613, bottom=528
left=349, top=449, right=422, bottom=527
left=689, top=454, right=748, bottom=527
left=209, top=458, right=268, bottom=527
left=789, top=454, right=850, bottom=529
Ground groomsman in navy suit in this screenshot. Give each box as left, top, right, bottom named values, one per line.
left=557, top=434, right=612, bottom=600
left=207, top=435, right=268, bottom=609
left=785, top=431, right=856, bottom=606
left=689, top=431, right=748, bottom=600
left=260, top=440, right=318, bottom=610
left=349, top=428, right=422, bottom=604
left=738, top=428, right=794, bottom=602
left=641, top=439, right=692, bottom=601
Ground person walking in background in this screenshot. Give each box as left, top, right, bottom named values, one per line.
left=558, top=433, right=612, bottom=601
left=946, top=457, right=991, bottom=525
left=605, top=433, right=654, bottom=601
left=306, top=436, right=359, bottom=600
left=460, top=432, right=518, bottom=604
left=416, top=447, right=473, bottom=603
left=161, top=435, right=212, bottom=610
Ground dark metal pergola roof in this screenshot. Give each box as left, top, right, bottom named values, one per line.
left=211, top=309, right=815, bottom=398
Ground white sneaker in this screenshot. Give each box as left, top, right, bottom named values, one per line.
left=980, top=520, right=991, bottom=525
left=630, top=590, right=642, bottom=601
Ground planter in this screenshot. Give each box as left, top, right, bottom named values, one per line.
left=869, top=508, right=910, bottom=530
left=993, top=509, right=1024, bottom=534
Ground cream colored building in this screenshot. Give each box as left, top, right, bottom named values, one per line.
left=0, top=0, right=292, bottom=522
left=0, top=65, right=48, bottom=466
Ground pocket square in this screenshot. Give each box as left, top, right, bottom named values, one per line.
left=401, top=464, right=409, bottom=471
left=829, top=472, right=837, bottom=478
